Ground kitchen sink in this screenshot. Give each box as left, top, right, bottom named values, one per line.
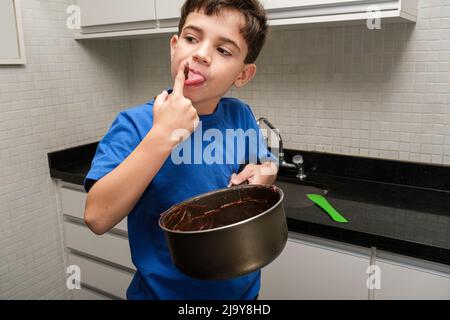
left=275, top=180, right=329, bottom=209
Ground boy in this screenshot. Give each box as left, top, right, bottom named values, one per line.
left=83, top=0, right=278, bottom=300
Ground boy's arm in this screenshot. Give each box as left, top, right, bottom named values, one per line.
left=84, top=129, right=173, bottom=235
left=84, top=61, right=198, bottom=235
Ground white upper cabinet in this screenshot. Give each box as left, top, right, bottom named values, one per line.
left=155, top=0, right=184, bottom=28
left=261, top=0, right=418, bottom=27
left=78, top=0, right=157, bottom=33
left=263, top=0, right=364, bottom=10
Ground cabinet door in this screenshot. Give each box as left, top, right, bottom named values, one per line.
left=261, top=0, right=365, bottom=11
left=78, top=0, right=157, bottom=32
left=375, top=260, right=450, bottom=300
left=60, top=186, right=127, bottom=233
left=259, top=238, right=370, bottom=299
left=72, top=287, right=112, bottom=300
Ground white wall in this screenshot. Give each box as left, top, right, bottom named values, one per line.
left=0, top=0, right=131, bottom=299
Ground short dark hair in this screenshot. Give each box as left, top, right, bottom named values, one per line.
left=178, top=0, right=268, bottom=64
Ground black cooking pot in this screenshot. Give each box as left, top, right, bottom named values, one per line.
left=158, top=184, right=287, bottom=280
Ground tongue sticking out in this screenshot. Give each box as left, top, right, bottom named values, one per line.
left=185, top=70, right=205, bottom=86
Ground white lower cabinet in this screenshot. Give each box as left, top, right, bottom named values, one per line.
left=72, top=286, right=112, bottom=300
left=260, top=235, right=371, bottom=300
left=60, top=185, right=127, bottom=233
left=260, top=234, right=450, bottom=300
left=64, top=221, right=134, bottom=270
left=68, top=253, right=133, bottom=300
left=57, top=182, right=449, bottom=300
left=58, top=182, right=134, bottom=300
left=373, top=253, right=450, bottom=300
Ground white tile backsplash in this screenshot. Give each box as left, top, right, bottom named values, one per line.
left=128, top=1, right=449, bottom=166
left=0, top=0, right=131, bottom=299
left=1, top=0, right=450, bottom=299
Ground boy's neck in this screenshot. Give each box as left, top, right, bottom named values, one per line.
left=193, top=96, right=221, bottom=116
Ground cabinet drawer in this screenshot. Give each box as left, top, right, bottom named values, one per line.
left=68, top=253, right=133, bottom=300
left=72, top=287, right=112, bottom=300
left=60, top=186, right=127, bottom=233
left=61, top=186, right=86, bottom=219
left=64, top=221, right=134, bottom=270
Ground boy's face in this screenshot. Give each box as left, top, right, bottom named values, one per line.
left=170, top=8, right=256, bottom=108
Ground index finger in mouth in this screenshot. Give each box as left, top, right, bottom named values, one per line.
left=172, top=61, right=189, bottom=97
left=184, top=62, right=189, bottom=80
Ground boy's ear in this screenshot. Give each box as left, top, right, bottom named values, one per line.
left=234, top=64, right=256, bottom=88
left=170, top=35, right=179, bottom=62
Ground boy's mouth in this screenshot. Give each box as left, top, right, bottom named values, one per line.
left=185, top=68, right=206, bottom=86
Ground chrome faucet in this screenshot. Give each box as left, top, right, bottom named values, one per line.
left=256, top=117, right=307, bottom=180
left=292, top=154, right=307, bottom=180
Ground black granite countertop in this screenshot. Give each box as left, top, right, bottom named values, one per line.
left=48, top=143, right=450, bottom=266
left=277, top=173, right=450, bottom=265
left=48, top=142, right=98, bottom=186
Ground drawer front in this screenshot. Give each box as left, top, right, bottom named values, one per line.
left=61, top=186, right=86, bottom=219
left=64, top=221, right=135, bottom=270
left=68, top=253, right=133, bottom=300
left=72, top=287, right=112, bottom=300
left=60, top=186, right=127, bottom=233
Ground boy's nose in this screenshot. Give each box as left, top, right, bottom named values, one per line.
left=192, top=52, right=210, bottom=65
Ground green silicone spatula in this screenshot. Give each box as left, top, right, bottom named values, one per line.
left=307, top=194, right=348, bottom=223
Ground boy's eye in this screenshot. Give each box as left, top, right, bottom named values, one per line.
left=218, top=48, right=231, bottom=56
left=184, top=35, right=197, bottom=43
left=184, top=35, right=231, bottom=57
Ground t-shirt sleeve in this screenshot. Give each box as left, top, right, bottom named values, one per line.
left=243, top=104, right=279, bottom=166
left=83, top=111, right=141, bottom=193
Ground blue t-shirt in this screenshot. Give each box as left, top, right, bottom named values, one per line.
left=84, top=92, right=277, bottom=300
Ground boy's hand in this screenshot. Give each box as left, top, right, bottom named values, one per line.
left=151, top=61, right=199, bottom=148
left=228, top=162, right=278, bottom=186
